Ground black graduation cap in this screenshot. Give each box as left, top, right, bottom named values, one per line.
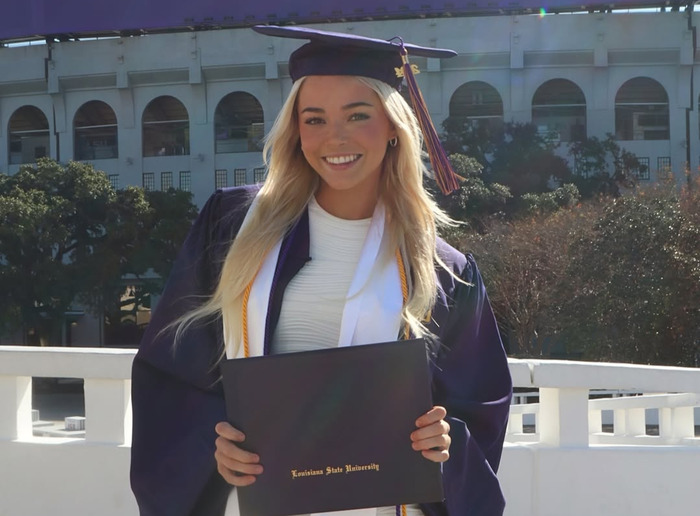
left=252, top=24, right=461, bottom=194
left=252, top=25, right=456, bottom=88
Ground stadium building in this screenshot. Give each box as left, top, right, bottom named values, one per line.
left=1, top=4, right=697, bottom=208
left=1, top=2, right=696, bottom=345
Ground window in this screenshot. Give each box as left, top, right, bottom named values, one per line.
left=615, top=77, right=669, bottom=141
left=657, top=157, right=672, bottom=178
left=532, top=79, right=587, bottom=142
left=234, top=168, right=247, bottom=186
left=108, top=174, right=119, bottom=189
left=142, top=96, right=190, bottom=157
left=573, top=158, right=590, bottom=179
left=74, top=100, right=118, bottom=160
left=635, top=157, right=650, bottom=180
left=179, top=171, right=191, bottom=191
left=8, top=105, right=50, bottom=165
left=215, top=169, right=228, bottom=189
left=215, top=92, right=264, bottom=153
left=448, top=81, right=504, bottom=133
left=161, top=171, right=173, bottom=190
left=253, top=167, right=266, bottom=183
left=143, top=172, right=155, bottom=191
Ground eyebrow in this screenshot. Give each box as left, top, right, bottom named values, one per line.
left=299, top=101, right=375, bottom=114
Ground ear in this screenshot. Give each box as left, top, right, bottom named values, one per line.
left=389, top=125, right=398, bottom=141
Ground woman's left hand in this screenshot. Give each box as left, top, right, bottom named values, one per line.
left=410, top=405, right=451, bottom=463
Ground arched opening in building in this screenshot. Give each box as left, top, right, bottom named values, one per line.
left=73, top=100, right=118, bottom=160
left=8, top=105, right=50, bottom=165
left=532, top=79, right=587, bottom=142
left=615, top=77, right=669, bottom=141
left=448, top=81, right=504, bottom=132
left=142, top=96, right=190, bottom=157
left=214, top=92, right=264, bottom=153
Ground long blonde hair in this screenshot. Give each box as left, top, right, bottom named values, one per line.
left=174, top=75, right=453, bottom=356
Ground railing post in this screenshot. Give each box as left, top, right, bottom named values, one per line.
left=83, top=378, right=132, bottom=444
left=539, top=387, right=589, bottom=447
left=613, top=407, right=645, bottom=437
left=659, top=406, right=695, bottom=442
left=0, top=375, right=33, bottom=440
left=614, top=408, right=627, bottom=436
left=507, top=412, right=523, bottom=435
left=588, top=408, right=602, bottom=434
left=625, top=407, right=646, bottom=436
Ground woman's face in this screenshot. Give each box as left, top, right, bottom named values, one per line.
left=297, top=75, right=396, bottom=219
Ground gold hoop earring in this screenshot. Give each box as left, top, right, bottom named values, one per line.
left=389, top=137, right=398, bottom=147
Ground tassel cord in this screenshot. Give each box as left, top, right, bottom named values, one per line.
left=400, top=50, right=459, bottom=195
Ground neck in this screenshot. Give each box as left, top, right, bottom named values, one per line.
left=314, top=189, right=378, bottom=220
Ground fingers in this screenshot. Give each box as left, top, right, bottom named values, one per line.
left=411, top=406, right=451, bottom=463
left=214, top=422, right=263, bottom=486
left=215, top=421, right=245, bottom=441
left=415, top=406, right=447, bottom=428
left=419, top=446, right=451, bottom=462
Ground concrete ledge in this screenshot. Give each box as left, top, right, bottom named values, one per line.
left=0, top=346, right=135, bottom=379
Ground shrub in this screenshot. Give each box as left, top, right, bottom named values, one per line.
left=451, top=178, right=700, bottom=365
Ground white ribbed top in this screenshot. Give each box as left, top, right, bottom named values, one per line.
left=272, top=196, right=371, bottom=355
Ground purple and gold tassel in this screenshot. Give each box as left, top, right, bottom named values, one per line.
left=400, top=46, right=460, bottom=195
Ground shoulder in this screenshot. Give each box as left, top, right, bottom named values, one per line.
left=174, top=185, right=261, bottom=273
left=435, top=236, right=478, bottom=285
left=197, top=185, right=260, bottom=238
left=206, top=184, right=260, bottom=220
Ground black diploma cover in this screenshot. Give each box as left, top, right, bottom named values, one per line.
left=220, top=338, right=444, bottom=516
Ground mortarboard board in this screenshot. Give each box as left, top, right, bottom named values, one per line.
left=252, top=24, right=461, bottom=195
left=252, top=25, right=456, bottom=88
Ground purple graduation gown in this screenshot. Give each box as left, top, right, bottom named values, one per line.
left=130, top=185, right=512, bottom=516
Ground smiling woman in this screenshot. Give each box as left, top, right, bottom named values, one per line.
left=130, top=24, right=512, bottom=516
left=297, top=76, right=397, bottom=219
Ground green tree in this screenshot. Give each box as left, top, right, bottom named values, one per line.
left=519, top=183, right=581, bottom=217
left=441, top=117, right=500, bottom=169
left=137, top=189, right=199, bottom=279
left=561, top=182, right=700, bottom=365
left=85, top=188, right=198, bottom=344
left=0, top=159, right=133, bottom=345
left=456, top=180, right=700, bottom=365
left=460, top=202, right=595, bottom=357
left=428, top=153, right=511, bottom=232
left=488, top=123, right=572, bottom=198
left=0, top=159, right=197, bottom=346
left=567, top=134, right=641, bottom=197
left=441, top=120, right=645, bottom=204
left=78, top=186, right=153, bottom=340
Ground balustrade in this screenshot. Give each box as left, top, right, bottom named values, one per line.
left=0, top=347, right=698, bottom=516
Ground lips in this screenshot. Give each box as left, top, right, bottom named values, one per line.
left=324, top=154, right=360, bottom=165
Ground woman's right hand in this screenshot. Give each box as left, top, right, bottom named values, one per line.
left=214, top=421, right=264, bottom=486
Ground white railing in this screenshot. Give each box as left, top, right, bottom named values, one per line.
left=0, top=346, right=133, bottom=443
left=0, top=347, right=699, bottom=516
left=0, top=346, right=135, bottom=516
left=506, top=358, right=700, bottom=447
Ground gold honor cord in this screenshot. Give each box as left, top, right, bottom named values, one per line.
left=241, top=275, right=255, bottom=359
left=395, top=247, right=410, bottom=341
left=241, top=250, right=411, bottom=516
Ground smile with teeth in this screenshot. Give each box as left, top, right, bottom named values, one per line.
left=324, top=154, right=360, bottom=165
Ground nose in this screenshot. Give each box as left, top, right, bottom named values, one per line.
left=328, top=120, right=348, bottom=143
